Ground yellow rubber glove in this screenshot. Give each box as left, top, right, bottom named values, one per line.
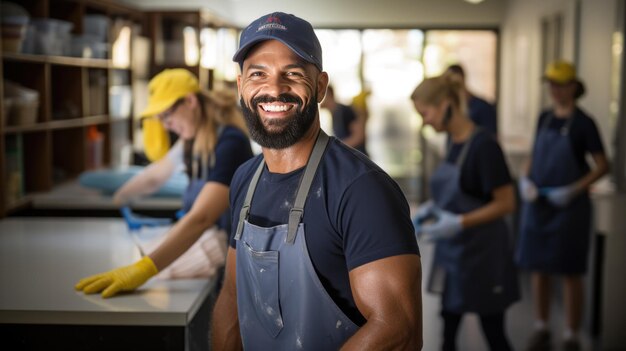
left=74, top=256, right=159, bottom=298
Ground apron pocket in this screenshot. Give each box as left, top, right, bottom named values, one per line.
left=242, top=241, right=284, bottom=338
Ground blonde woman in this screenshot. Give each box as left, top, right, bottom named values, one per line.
left=75, top=69, right=253, bottom=298
left=411, top=74, right=519, bottom=351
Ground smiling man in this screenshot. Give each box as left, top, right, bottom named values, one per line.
left=211, top=12, right=423, bottom=351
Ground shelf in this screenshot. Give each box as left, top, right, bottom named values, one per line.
left=3, top=115, right=112, bottom=134
left=0, top=0, right=142, bottom=218
left=4, top=195, right=32, bottom=215
left=2, top=52, right=111, bottom=69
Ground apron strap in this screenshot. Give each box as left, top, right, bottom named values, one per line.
left=454, top=127, right=482, bottom=169
left=234, top=159, right=265, bottom=240
left=234, top=130, right=330, bottom=243
left=287, top=130, right=329, bottom=244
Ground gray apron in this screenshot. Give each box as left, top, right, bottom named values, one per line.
left=429, top=128, right=519, bottom=314
left=234, top=131, right=359, bottom=350
left=517, top=113, right=592, bottom=274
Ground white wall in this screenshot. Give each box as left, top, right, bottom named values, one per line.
left=578, top=0, right=617, bottom=157
left=120, top=0, right=506, bottom=28
left=499, top=0, right=617, bottom=158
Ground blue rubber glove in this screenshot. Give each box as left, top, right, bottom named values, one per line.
left=519, top=176, right=538, bottom=202
left=120, top=206, right=172, bottom=231
left=420, top=209, right=463, bottom=242
left=412, top=200, right=436, bottom=233
left=545, top=184, right=577, bottom=208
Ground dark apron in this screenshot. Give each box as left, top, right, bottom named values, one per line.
left=429, top=128, right=519, bottom=314
left=517, top=113, right=592, bottom=274
left=234, top=131, right=359, bottom=350
left=181, top=128, right=230, bottom=230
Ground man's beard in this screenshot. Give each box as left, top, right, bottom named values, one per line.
left=240, top=93, right=318, bottom=149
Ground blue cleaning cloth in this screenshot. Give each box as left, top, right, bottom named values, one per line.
left=175, top=209, right=187, bottom=220
left=120, top=206, right=172, bottom=231
left=79, top=166, right=188, bottom=197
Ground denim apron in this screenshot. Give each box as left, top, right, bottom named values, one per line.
left=234, top=131, right=359, bottom=350
left=429, top=128, right=519, bottom=314
left=517, top=113, right=592, bottom=274
left=181, top=128, right=223, bottom=212
left=181, top=162, right=208, bottom=212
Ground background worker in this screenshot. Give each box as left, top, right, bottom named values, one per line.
left=517, top=60, right=609, bottom=351
left=75, top=68, right=253, bottom=297
left=321, top=84, right=368, bottom=155
left=211, top=12, right=422, bottom=350
left=411, top=74, right=519, bottom=351
left=445, top=64, right=498, bottom=138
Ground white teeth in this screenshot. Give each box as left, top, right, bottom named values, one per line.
left=262, top=104, right=290, bottom=112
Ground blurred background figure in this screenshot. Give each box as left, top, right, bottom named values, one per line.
left=350, top=87, right=371, bottom=150
left=321, top=85, right=368, bottom=155
left=411, top=74, right=519, bottom=351
left=516, top=60, right=609, bottom=351
left=75, top=69, right=253, bottom=298
left=445, top=64, right=498, bottom=138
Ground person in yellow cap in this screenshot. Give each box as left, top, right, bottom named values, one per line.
left=516, top=60, right=609, bottom=351
left=75, top=68, right=253, bottom=298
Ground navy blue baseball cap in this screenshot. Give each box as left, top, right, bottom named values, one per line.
left=233, top=12, right=323, bottom=71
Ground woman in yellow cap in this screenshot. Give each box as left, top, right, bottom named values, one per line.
left=517, top=60, right=609, bottom=351
left=75, top=68, right=253, bottom=297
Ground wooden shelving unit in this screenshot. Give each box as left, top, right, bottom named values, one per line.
left=0, top=0, right=142, bottom=217
left=143, top=9, right=239, bottom=91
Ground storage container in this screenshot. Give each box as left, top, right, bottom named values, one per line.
left=31, top=18, right=73, bottom=55
left=84, top=15, right=110, bottom=41
left=109, top=85, right=132, bottom=118
left=2, top=98, right=15, bottom=127
left=3, top=80, right=39, bottom=126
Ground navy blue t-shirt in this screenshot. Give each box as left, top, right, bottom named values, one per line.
left=468, top=95, right=497, bottom=137
left=229, top=137, right=419, bottom=325
left=446, top=129, right=512, bottom=201
left=184, top=125, right=253, bottom=232
left=534, top=108, right=605, bottom=175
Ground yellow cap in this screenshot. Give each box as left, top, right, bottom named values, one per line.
left=351, top=90, right=371, bottom=110
left=140, top=69, right=201, bottom=118
left=543, top=60, right=577, bottom=84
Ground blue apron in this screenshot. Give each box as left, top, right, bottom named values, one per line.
left=181, top=128, right=232, bottom=232
left=234, top=131, right=359, bottom=350
left=517, top=113, right=592, bottom=274
left=429, top=128, right=519, bottom=314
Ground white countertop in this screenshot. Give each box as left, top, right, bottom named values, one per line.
left=31, top=181, right=181, bottom=210
left=0, top=217, right=213, bottom=326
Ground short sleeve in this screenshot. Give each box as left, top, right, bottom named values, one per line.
left=339, top=171, right=420, bottom=271
left=581, top=116, right=606, bottom=155
left=207, top=128, right=253, bottom=186
left=460, top=133, right=512, bottom=199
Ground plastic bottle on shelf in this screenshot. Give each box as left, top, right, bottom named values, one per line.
left=87, top=126, right=104, bottom=169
